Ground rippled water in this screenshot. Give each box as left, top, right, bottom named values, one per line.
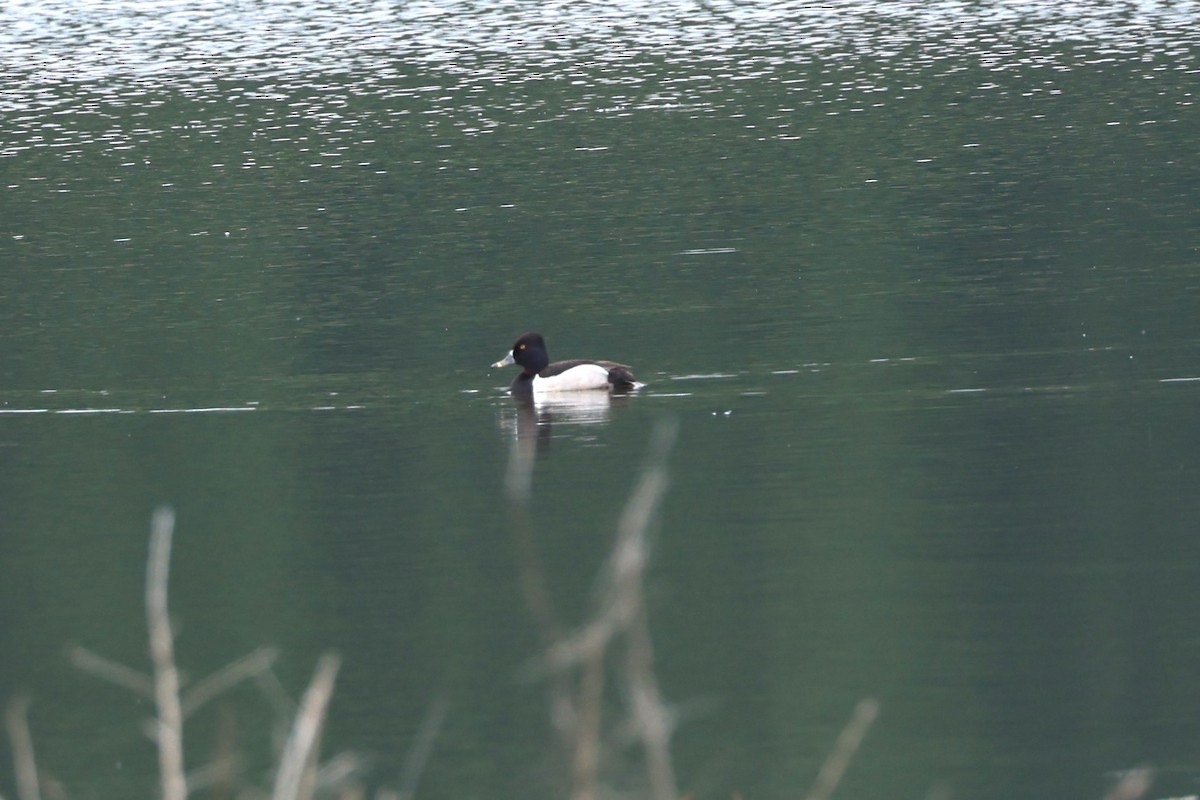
left=5, top=1, right=1197, bottom=137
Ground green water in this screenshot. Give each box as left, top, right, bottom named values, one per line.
left=3, top=2, right=1200, bottom=798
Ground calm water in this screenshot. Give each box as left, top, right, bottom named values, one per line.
left=3, top=1, right=1200, bottom=798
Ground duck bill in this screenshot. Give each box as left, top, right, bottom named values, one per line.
left=491, top=351, right=515, bottom=368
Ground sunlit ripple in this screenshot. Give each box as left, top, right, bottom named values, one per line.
left=146, top=406, right=257, bottom=414
left=0, top=404, right=376, bottom=414
left=669, top=373, right=739, bottom=381
left=2, top=0, right=1196, bottom=131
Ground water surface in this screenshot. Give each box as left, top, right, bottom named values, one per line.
left=3, top=1, right=1200, bottom=798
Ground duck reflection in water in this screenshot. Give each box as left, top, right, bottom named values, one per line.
left=497, top=391, right=635, bottom=501
left=499, top=389, right=621, bottom=437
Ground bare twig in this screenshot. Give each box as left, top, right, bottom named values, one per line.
left=5, top=696, right=41, bottom=800
left=182, top=646, right=279, bottom=718
left=67, top=646, right=154, bottom=698
left=396, top=695, right=449, bottom=800
left=272, top=652, right=341, bottom=800
left=146, top=506, right=187, bottom=800
left=804, top=698, right=880, bottom=800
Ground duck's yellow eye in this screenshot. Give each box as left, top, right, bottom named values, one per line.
left=518, top=344, right=525, bottom=350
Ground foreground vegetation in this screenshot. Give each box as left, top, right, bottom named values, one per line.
left=6, top=423, right=1149, bottom=799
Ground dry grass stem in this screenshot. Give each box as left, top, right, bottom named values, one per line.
left=397, top=695, right=449, bottom=800
left=271, top=652, right=341, bottom=800
left=146, top=506, right=187, bottom=800
left=5, top=696, right=41, bottom=800
left=804, top=697, right=880, bottom=800
left=67, top=646, right=154, bottom=698
left=181, top=646, right=279, bottom=718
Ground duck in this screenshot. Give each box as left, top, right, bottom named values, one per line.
left=491, top=332, right=637, bottom=393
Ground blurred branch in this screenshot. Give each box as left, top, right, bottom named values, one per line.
left=5, top=696, right=41, bottom=800
left=271, top=652, right=341, bottom=800
left=182, top=646, right=279, bottom=719
left=537, top=419, right=680, bottom=800
left=615, top=421, right=678, bottom=800
left=396, top=695, right=449, bottom=800
left=570, top=654, right=605, bottom=800
left=507, top=415, right=581, bottom=747
left=804, top=697, right=879, bottom=800
left=626, top=600, right=676, bottom=800
left=188, top=703, right=239, bottom=800
left=543, top=421, right=678, bottom=675
left=45, top=510, right=371, bottom=799
left=67, top=646, right=154, bottom=698
left=146, top=506, right=187, bottom=800
left=1102, top=766, right=1154, bottom=800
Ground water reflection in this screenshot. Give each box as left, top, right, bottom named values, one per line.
left=497, top=392, right=627, bottom=444
left=496, top=391, right=633, bottom=502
